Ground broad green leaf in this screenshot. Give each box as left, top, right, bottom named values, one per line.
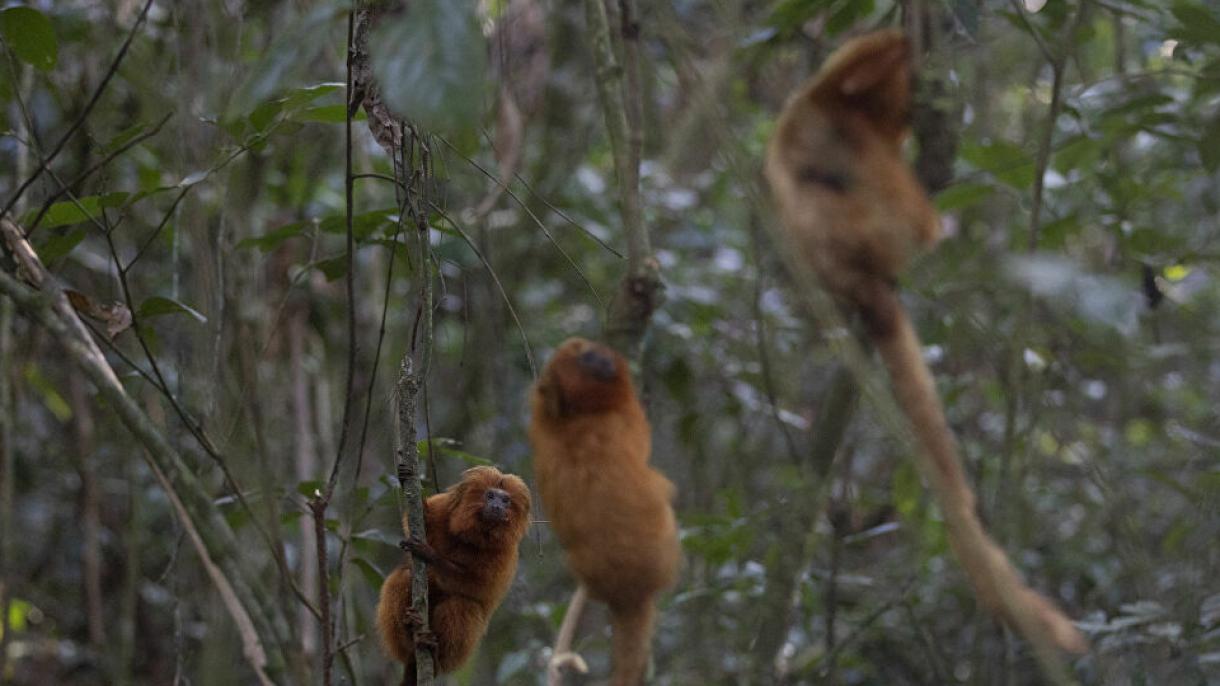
left=102, top=122, right=154, bottom=155
left=826, top=0, right=874, bottom=36
left=249, top=100, right=283, bottom=132
left=284, top=82, right=343, bottom=106
left=418, top=438, right=492, bottom=466
left=934, top=182, right=994, bottom=211
left=1054, top=135, right=1104, bottom=172
left=313, top=254, right=349, bottom=281
left=137, top=296, right=207, bottom=323
left=960, top=140, right=1035, bottom=189
left=23, top=192, right=129, bottom=230
left=319, top=208, right=397, bottom=240
left=229, top=4, right=346, bottom=118
left=24, top=364, right=71, bottom=421
left=768, top=0, right=837, bottom=33
left=349, top=557, right=385, bottom=588
left=296, top=479, right=324, bottom=498
left=38, top=227, right=86, bottom=262
left=370, top=0, right=488, bottom=137
left=237, top=222, right=308, bottom=251
left=1039, top=213, right=1081, bottom=249
left=1170, top=1, right=1220, bottom=46
left=351, top=529, right=400, bottom=548
left=250, top=83, right=346, bottom=131
left=0, top=7, right=57, bottom=71
left=291, top=105, right=365, bottom=124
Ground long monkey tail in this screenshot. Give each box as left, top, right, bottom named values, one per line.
left=862, top=281, right=1088, bottom=656
left=608, top=601, right=658, bottom=686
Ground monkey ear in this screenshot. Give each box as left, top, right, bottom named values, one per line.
left=835, top=37, right=909, bottom=98
left=806, top=31, right=912, bottom=142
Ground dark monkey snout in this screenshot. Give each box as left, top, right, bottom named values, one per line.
left=481, top=488, right=512, bottom=522
left=578, top=348, right=617, bottom=381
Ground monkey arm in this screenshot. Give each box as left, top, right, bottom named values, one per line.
left=399, top=537, right=466, bottom=578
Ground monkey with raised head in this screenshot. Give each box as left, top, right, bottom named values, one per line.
left=376, top=466, right=531, bottom=685
left=530, top=338, right=680, bottom=686
left=764, top=30, right=1087, bottom=656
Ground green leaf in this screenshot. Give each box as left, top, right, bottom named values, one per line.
left=249, top=100, right=284, bottom=132
left=349, top=557, right=386, bottom=588
left=826, top=0, right=874, bottom=36
left=1200, top=116, right=1220, bottom=173
left=318, top=208, right=397, bottom=240
left=290, top=104, right=364, bottom=124
left=228, top=5, right=346, bottom=118
left=351, top=529, right=401, bottom=549
left=313, top=255, right=349, bottom=281
left=237, top=222, right=307, bottom=251
left=137, top=296, right=208, bottom=323
left=101, top=122, right=153, bottom=155
left=23, top=192, right=129, bottom=230
left=960, top=140, right=1035, bottom=189
left=1054, top=135, right=1104, bottom=173
left=371, top=0, right=488, bottom=137
left=768, top=0, right=837, bottom=33
left=23, top=364, right=71, bottom=422
left=38, top=227, right=86, bottom=262
left=934, top=182, right=994, bottom=212
left=0, top=7, right=57, bottom=71
left=1170, top=1, right=1220, bottom=46
left=296, top=480, right=324, bottom=498
left=418, top=438, right=492, bottom=466
left=1039, top=214, right=1081, bottom=249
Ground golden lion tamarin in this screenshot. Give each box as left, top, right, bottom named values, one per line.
left=764, top=30, right=1088, bottom=658
left=376, top=466, right=531, bottom=685
left=530, top=338, right=681, bottom=686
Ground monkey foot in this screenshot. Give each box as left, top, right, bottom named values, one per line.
left=547, top=651, right=589, bottom=677
left=401, top=608, right=436, bottom=650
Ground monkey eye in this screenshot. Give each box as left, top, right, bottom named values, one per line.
left=796, top=165, right=851, bottom=193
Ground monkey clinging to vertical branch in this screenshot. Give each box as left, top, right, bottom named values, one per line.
left=376, top=467, right=532, bottom=685
left=764, top=29, right=1088, bottom=658
left=530, top=338, right=681, bottom=686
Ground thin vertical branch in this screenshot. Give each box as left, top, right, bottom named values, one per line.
left=1016, top=0, right=1089, bottom=251
left=412, top=127, right=439, bottom=686
left=327, top=9, right=361, bottom=498
left=585, top=0, right=662, bottom=359
left=290, top=311, right=321, bottom=656
left=395, top=354, right=435, bottom=685
left=313, top=14, right=361, bottom=686
left=0, top=294, right=12, bottom=680
left=69, top=376, right=106, bottom=648
left=0, top=61, right=30, bottom=679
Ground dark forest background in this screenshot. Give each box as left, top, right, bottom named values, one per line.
left=1, top=0, right=1218, bottom=684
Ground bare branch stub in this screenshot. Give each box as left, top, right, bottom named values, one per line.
left=604, top=257, right=664, bottom=360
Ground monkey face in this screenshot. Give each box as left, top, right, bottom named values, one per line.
left=535, top=337, right=634, bottom=418
left=446, top=466, right=531, bottom=548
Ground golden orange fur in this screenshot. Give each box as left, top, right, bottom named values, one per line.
left=376, top=466, right=531, bottom=684
left=764, top=30, right=1087, bottom=658
left=765, top=29, right=939, bottom=315
left=530, top=338, right=680, bottom=686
